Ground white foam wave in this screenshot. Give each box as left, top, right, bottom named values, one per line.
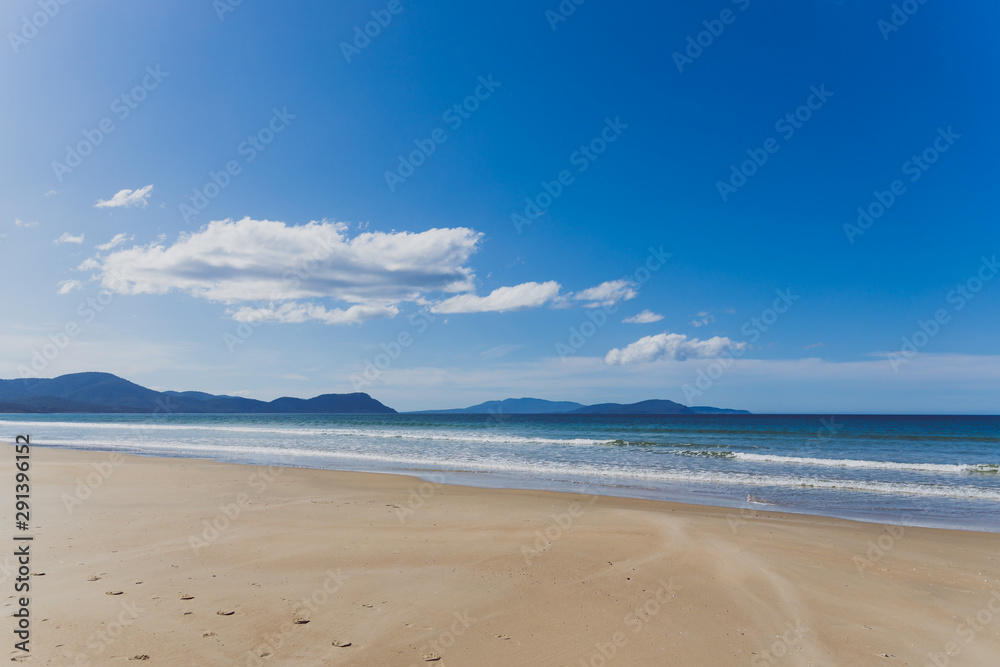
left=730, top=452, right=998, bottom=474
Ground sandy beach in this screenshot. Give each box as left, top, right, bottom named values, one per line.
left=3, top=444, right=999, bottom=666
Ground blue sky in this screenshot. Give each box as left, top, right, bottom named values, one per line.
left=1, top=0, right=998, bottom=413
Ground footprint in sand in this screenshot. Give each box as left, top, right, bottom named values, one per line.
left=128, top=656, right=150, bottom=661
left=105, top=591, right=124, bottom=596
left=217, top=610, right=235, bottom=616
left=292, top=616, right=310, bottom=624
left=180, top=594, right=195, bottom=600
left=203, top=632, right=218, bottom=638
left=87, top=576, right=101, bottom=581
left=422, top=654, right=441, bottom=662
left=493, top=633, right=511, bottom=640
left=332, top=640, right=351, bottom=647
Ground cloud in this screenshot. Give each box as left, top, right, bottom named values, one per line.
left=54, top=232, right=84, bottom=244
left=98, top=218, right=480, bottom=303
left=605, top=333, right=749, bottom=365
left=95, top=184, right=154, bottom=208
left=691, top=311, right=715, bottom=327
left=623, top=309, right=663, bottom=324
left=44, top=190, right=57, bottom=197
left=77, top=257, right=100, bottom=271
left=803, top=342, right=825, bottom=350
left=95, top=233, right=134, bottom=251
left=571, top=279, right=637, bottom=307
left=481, top=344, right=523, bottom=359
left=431, top=281, right=561, bottom=314
left=56, top=279, right=83, bottom=295
left=15, top=218, right=38, bottom=228
left=92, top=218, right=485, bottom=324
left=230, top=302, right=399, bottom=325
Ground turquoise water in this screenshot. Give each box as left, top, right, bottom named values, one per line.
left=3, top=413, right=999, bottom=532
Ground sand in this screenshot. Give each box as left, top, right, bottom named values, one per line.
left=2, top=444, right=999, bottom=666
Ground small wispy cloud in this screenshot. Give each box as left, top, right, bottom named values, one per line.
left=54, top=232, right=84, bottom=244
left=44, top=190, right=57, bottom=197
left=605, top=332, right=748, bottom=365
left=803, top=342, right=824, bottom=350
left=691, top=311, right=715, bottom=327
left=95, top=233, right=134, bottom=252
left=432, top=281, right=561, bottom=314
left=571, top=279, right=638, bottom=308
left=95, top=184, right=153, bottom=209
left=481, top=344, right=523, bottom=359
left=15, top=218, right=39, bottom=228
left=56, top=279, right=83, bottom=295
left=623, top=309, right=663, bottom=324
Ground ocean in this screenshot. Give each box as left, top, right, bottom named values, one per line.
left=3, top=413, right=998, bottom=532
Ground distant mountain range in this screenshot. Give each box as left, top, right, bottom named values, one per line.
left=0, top=373, right=748, bottom=415
left=411, top=397, right=749, bottom=415
left=0, top=373, right=395, bottom=414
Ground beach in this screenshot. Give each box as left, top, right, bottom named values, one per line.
left=4, top=445, right=999, bottom=666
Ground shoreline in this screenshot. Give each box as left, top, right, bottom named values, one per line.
left=4, top=443, right=1000, bottom=665
left=25, top=439, right=1000, bottom=535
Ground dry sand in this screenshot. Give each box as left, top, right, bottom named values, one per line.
left=3, top=445, right=999, bottom=666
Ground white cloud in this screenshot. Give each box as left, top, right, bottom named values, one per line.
left=605, top=333, right=749, bottom=365
left=77, top=257, right=100, bottom=271
left=15, top=218, right=38, bottom=228
left=481, top=344, right=523, bottom=359
left=623, top=309, right=663, bottom=324
left=230, top=302, right=399, bottom=325
left=98, top=218, right=481, bottom=303
left=691, top=311, right=715, bottom=327
left=431, top=281, right=561, bottom=314
left=44, top=190, right=57, bottom=197
left=571, top=279, right=638, bottom=308
left=95, top=233, right=133, bottom=251
left=54, top=232, right=84, bottom=244
left=56, top=279, right=83, bottom=295
left=95, top=184, right=154, bottom=209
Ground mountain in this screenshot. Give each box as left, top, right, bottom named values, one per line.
left=410, top=397, right=749, bottom=415
left=571, top=399, right=693, bottom=415
left=0, top=372, right=396, bottom=414
left=412, top=398, right=586, bottom=414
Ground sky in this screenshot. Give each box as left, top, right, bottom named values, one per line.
left=1, top=0, right=998, bottom=413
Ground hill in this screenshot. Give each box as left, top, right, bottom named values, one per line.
left=0, top=372, right=396, bottom=414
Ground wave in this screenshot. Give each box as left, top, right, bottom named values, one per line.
left=729, top=453, right=999, bottom=474
left=34, top=438, right=1000, bottom=502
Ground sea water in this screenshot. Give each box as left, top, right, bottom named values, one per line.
left=3, top=413, right=998, bottom=532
